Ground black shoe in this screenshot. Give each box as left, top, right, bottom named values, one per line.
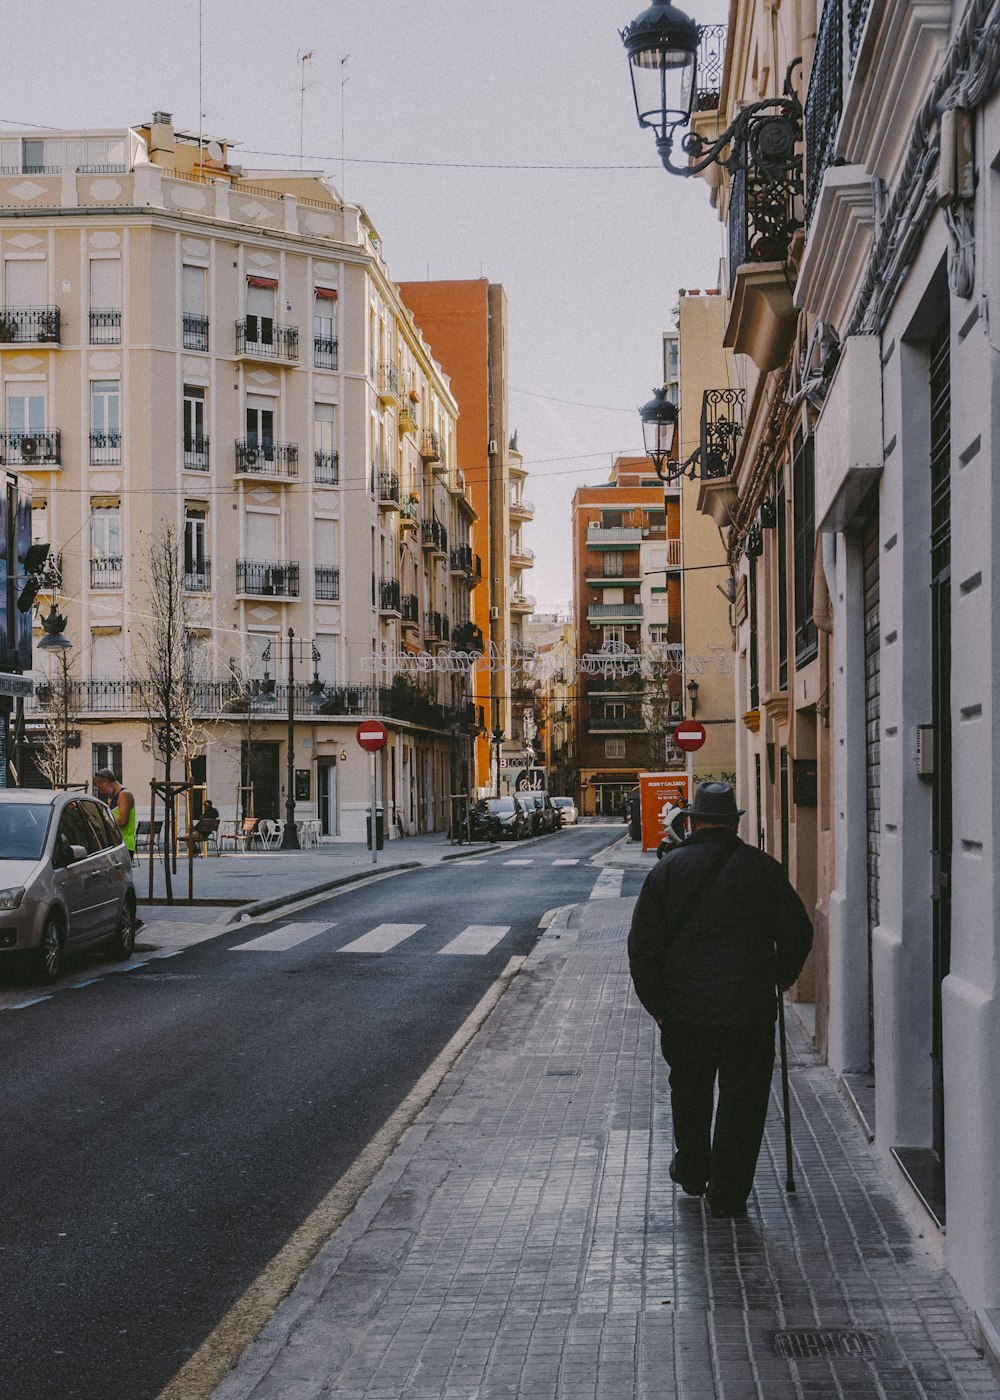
left=708, top=1198, right=748, bottom=1219
left=669, top=1156, right=706, bottom=1197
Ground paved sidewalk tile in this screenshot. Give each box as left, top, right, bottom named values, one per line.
left=212, top=900, right=1000, bottom=1400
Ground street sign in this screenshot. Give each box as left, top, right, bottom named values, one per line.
left=356, top=720, right=388, bottom=753
left=673, top=720, right=707, bottom=753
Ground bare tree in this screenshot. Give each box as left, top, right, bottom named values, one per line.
left=33, top=650, right=80, bottom=789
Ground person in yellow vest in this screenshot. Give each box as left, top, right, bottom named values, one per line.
left=93, top=767, right=136, bottom=857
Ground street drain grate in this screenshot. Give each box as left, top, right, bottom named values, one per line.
left=773, top=1329, right=882, bottom=1361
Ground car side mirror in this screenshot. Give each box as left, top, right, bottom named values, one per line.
left=68, top=844, right=89, bottom=863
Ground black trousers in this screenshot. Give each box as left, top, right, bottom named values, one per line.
left=659, top=1019, right=775, bottom=1206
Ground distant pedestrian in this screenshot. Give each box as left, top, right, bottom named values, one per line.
left=628, top=782, right=812, bottom=1218
left=93, top=767, right=136, bottom=857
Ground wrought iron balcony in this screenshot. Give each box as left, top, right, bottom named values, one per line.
left=419, top=428, right=441, bottom=462
left=315, top=450, right=339, bottom=484
left=90, top=556, right=123, bottom=590
left=401, top=593, right=420, bottom=625
left=314, top=335, right=338, bottom=370
left=848, top=0, right=873, bottom=77
left=452, top=621, right=484, bottom=652
left=377, top=471, right=400, bottom=506
left=727, top=161, right=802, bottom=296
left=89, top=309, right=121, bottom=345
left=89, top=431, right=121, bottom=465
left=315, top=566, right=340, bottom=600
left=183, top=563, right=211, bottom=592
left=379, top=577, right=402, bottom=613
left=700, top=388, right=745, bottom=480
left=184, top=434, right=210, bottom=471
left=424, top=609, right=448, bottom=640
left=237, top=559, right=299, bottom=597
left=509, top=496, right=535, bottom=518
left=398, top=404, right=417, bottom=434
left=695, top=24, right=727, bottom=112
left=235, top=439, right=299, bottom=479
left=182, top=314, right=209, bottom=352
left=804, top=0, right=844, bottom=226
left=587, top=716, right=645, bottom=734
left=400, top=494, right=420, bottom=528
left=0, top=430, right=60, bottom=467
left=0, top=306, right=60, bottom=344
left=378, top=362, right=400, bottom=404
left=511, top=592, right=536, bottom=613
left=235, top=318, right=299, bottom=361
left=450, top=544, right=475, bottom=575
left=422, top=515, right=448, bottom=554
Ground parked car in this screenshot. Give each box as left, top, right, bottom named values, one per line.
left=0, top=790, right=138, bottom=983
left=551, top=796, right=578, bottom=826
left=469, top=796, right=532, bottom=842
left=519, top=791, right=559, bottom=835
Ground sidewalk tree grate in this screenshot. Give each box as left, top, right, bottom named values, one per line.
left=773, top=1329, right=883, bottom=1361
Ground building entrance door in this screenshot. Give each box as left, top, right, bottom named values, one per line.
left=317, top=760, right=337, bottom=836
left=241, top=741, right=280, bottom=820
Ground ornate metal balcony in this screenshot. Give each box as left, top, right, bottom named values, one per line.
left=89, top=309, right=121, bottom=345
left=401, top=593, right=420, bottom=625
left=0, top=306, right=60, bottom=344
left=695, top=24, right=727, bottom=112
left=236, top=559, right=299, bottom=597
left=235, top=318, right=299, bottom=361
left=804, top=0, right=844, bottom=225
left=700, top=389, right=745, bottom=480
left=419, top=428, right=441, bottom=462
left=377, top=471, right=400, bottom=506
left=848, top=0, right=873, bottom=77
left=235, top=439, right=299, bottom=479
left=452, top=621, right=484, bottom=652
left=379, top=577, right=402, bottom=614
left=315, top=566, right=340, bottom=600
left=184, top=434, right=210, bottom=471
left=378, top=362, right=400, bottom=405
left=89, top=431, right=121, bottom=465
left=424, top=609, right=447, bottom=640
left=90, top=556, right=123, bottom=590
left=0, top=430, right=60, bottom=467
left=184, top=563, right=211, bottom=592
left=315, top=450, right=339, bottom=484
left=182, top=314, right=209, bottom=352
left=314, top=335, right=338, bottom=370
left=727, top=161, right=802, bottom=296
left=422, top=515, right=448, bottom=555
left=450, top=544, right=475, bottom=575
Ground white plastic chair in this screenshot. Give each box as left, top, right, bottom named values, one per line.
left=258, top=818, right=280, bottom=849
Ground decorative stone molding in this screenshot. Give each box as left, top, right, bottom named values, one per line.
left=761, top=689, right=789, bottom=724
left=795, top=167, right=875, bottom=334
left=815, top=336, right=883, bottom=531
left=724, top=262, right=797, bottom=372
left=743, top=709, right=761, bottom=732
left=697, top=474, right=740, bottom=527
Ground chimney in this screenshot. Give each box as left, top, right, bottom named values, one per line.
left=149, top=112, right=175, bottom=162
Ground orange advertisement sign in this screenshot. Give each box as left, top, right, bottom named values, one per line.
left=639, top=772, right=690, bottom=853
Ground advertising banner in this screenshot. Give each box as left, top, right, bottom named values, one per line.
left=639, top=772, right=690, bottom=853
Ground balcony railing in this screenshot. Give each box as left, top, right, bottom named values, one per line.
left=587, top=525, right=645, bottom=547
left=90, top=556, right=123, bottom=589
left=695, top=24, right=727, bottom=112
left=450, top=544, right=475, bottom=575
left=0, top=430, right=60, bottom=467
left=90, top=431, right=121, bottom=465
left=511, top=592, right=536, bottom=612
left=315, top=566, right=340, bottom=600
left=379, top=577, right=402, bottom=613
left=700, top=388, right=745, bottom=480
left=236, top=559, right=299, bottom=597
left=419, top=428, right=441, bottom=462
left=182, top=314, right=209, bottom=352
left=587, top=716, right=645, bottom=733
left=314, top=335, right=338, bottom=370
left=184, top=563, right=211, bottom=592
left=424, top=610, right=449, bottom=640
left=401, top=593, right=420, bottom=624
left=184, top=434, right=210, bottom=471
left=422, top=516, right=448, bottom=554
left=235, top=318, right=299, bottom=361
left=235, top=440, right=299, bottom=479
left=727, top=160, right=802, bottom=296
left=804, top=0, right=844, bottom=226
left=0, top=306, right=60, bottom=344
left=377, top=471, right=400, bottom=505
left=315, top=450, right=339, bottom=484
left=452, top=621, right=484, bottom=652
left=509, top=496, right=535, bottom=516
left=89, top=309, right=121, bottom=345
left=378, top=362, right=400, bottom=402
left=587, top=603, right=643, bottom=621
left=848, top=0, right=873, bottom=76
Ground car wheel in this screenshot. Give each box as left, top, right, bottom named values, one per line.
left=105, top=898, right=137, bottom=962
left=35, top=914, right=64, bottom=984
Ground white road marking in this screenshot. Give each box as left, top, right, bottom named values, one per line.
left=338, top=922, right=424, bottom=953
left=10, top=995, right=53, bottom=1009
left=438, top=924, right=511, bottom=956
left=503, top=859, right=534, bottom=866
left=231, top=922, right=334, bottom=952
left=455, top=858, right=488, bottom=864
left=589, top=869, right=624, bottom=900
left=552, top=859, right=579, bottom=865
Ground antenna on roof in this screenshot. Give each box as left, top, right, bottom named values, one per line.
left=340, top=54, right=350, bottom=198
left=198, top=0, right=204, bottom=180
left=298, top=48, right=318, bottom=169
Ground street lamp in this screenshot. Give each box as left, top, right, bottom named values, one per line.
left=492, top=724, right=505, bottom=798
left=36, top=600, right=72, bottom=652
left=621, top=1, right=802, bottom=179
left=263, top=630, right=322, bottom=850
left=638, top=386, right=686, bottom=483
left=687, top=678, right=699, bottom=717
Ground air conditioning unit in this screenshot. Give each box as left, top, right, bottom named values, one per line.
left=488, top=439, right=498, bottom=454
left=19, top=435, right=39, bottom=462
left=490, top=606, right=500, bottom=620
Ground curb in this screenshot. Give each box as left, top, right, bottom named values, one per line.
left=976, top=1310, right=1000, bottom=1383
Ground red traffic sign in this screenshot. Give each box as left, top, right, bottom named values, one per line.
left=356, top=720, right=388, bottom=753
left=673, top=720, right=707, bottom=753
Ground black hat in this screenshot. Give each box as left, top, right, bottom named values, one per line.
left=681, top=781, right=745, bottom=818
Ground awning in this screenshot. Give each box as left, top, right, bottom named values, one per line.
left=246, top=275, right=278, bottom=289
left=314, top=286, right=338, bottom=301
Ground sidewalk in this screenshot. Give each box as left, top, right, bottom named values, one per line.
left=205, top=894, right=1000, bottom=1400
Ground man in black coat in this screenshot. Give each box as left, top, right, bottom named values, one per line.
left=628, top=782, right=813, bottom=1218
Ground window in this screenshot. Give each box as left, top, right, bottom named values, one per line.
left=602, top=625, right=626, bottom=651
left=245, top=278, right=275, bottom=348
left=776, top=469, right=788, bottom=690
left=90, top=381, right=120, bottom=464
left=7, top=390, right=45, bottom=433
left=314, top=403, right=337, bottom=483
left=604, top=703, right=626, bottom=720
left=792, top=430, right=817, bottom=666
left=601, top=510, right=624, bottom=528
left=182, top=265, right=208, bottom=350
left=748, top=553, right=759, bottom=710
left=648, top=624, right=672, bottom=645
left=245, top=510, right=277, bottom=561
left=605, top=739, right=626, bottom=759
left=314, top=289, right=338, bottom=369
left=92, top=743, right=123, bottom=782
left=183, top=386, right=208, bottom=469
left=645, top=508, right=666, bottom=531
left=184, top=506, right=209, bottom=590
left=604, top=551, right=624, bottom=578
left=90, top=631, right=122, bottom=681
left=89, top=259, right=121, bottom=344
left=5, top=259, right=45, bottom=306
left=90, top=505, right=121, bottom=589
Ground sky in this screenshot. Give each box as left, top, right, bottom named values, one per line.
left=2, top=0, right=728, bottom=613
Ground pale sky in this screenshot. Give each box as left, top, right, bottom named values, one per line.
left=2, top=0, right=728, bottom=611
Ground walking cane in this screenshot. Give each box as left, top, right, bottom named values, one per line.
left=777, top=990, right=796, bottom=1192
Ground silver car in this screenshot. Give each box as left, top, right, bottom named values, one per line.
left=0, top=789, right=137, bottom=983
left=551, top=796, right=578, bottom=826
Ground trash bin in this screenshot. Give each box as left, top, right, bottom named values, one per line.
left=366, top=807, right=384, bottom=850
left=628, top=790, right=642, bottom=842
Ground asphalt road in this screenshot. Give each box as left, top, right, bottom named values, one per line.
left=0, top=823, right=642, bottom=1400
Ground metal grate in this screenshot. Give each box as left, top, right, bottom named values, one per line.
left=773, top=1329, right=882, bottom=1360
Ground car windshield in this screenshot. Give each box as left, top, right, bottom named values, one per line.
left=0, top=802, right=53, bottom=861
left=553, top=798, right=571, bottom=807
left=486, top=799, right=516, bottom=813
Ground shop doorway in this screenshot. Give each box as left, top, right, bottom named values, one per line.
left=317, top=760, right=338, bottom=837
left=241, top=741, right=279, bottom=819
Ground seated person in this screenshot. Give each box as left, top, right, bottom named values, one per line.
left=182, top=798, right=220, bottom=853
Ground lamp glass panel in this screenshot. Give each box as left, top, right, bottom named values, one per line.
left=629, top=46, right=696, bottom=131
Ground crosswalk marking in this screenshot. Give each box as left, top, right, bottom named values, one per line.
left=552, top=858, right=579, bottom=865
left=503, top=859, right=534, bottom=866
left=457, top=858, right=488, bottom=864
left=438, top=925, right=511, bottom=956
left=231, top=921, right=335, bottom=952
left=589, top=869, right=624, bottom=900
left=338, top=922, right=425, bottom=953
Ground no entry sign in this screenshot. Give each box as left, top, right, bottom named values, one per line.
left=672, top=720, right=707, bottom=753
left=356, top=720, right=388, bottom=753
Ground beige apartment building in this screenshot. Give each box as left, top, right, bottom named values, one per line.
left=1, top=115, right=482, bottom=837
